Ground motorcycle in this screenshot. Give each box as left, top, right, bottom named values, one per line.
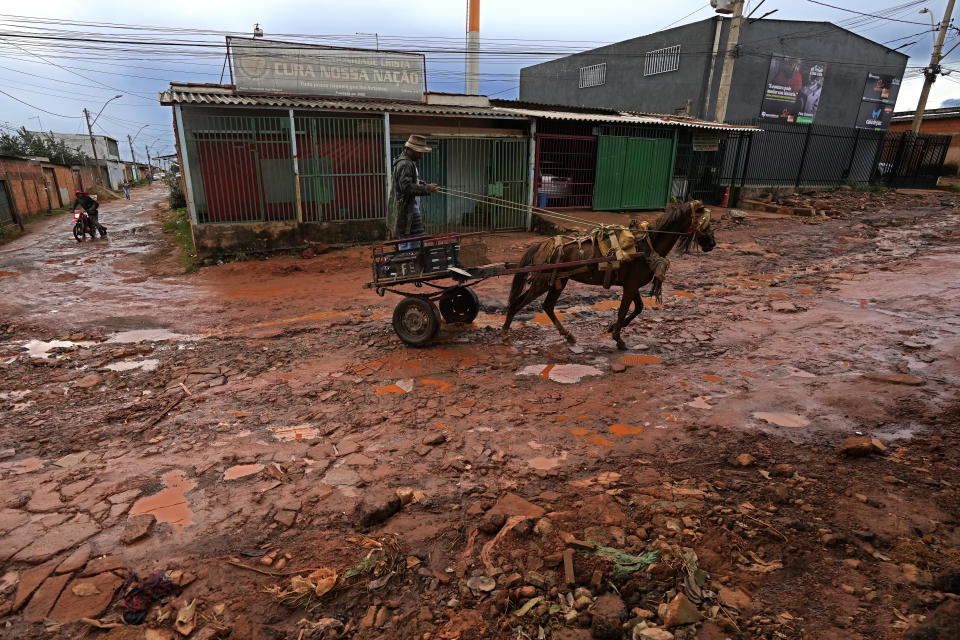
left=72, top=209, right=96, bottom=242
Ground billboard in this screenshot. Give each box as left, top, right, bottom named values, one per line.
left=759, top=55, right=826, bottom=124
left=861, top=72, right=901, bottom=105
left=228, top=37, right=426, bottom=102
left=855, top=101, right=893, bottom=130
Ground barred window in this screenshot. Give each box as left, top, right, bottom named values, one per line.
left=644, top=44, right=681, bottom=76
left=579, top=63, right=606, bottom=88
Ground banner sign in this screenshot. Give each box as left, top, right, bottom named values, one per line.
left=228, top=37, right=426, bottom=102
left=861, top=72, right=900, bottom=104
left=692, top=133, right=721, bottom=152
left=759, top=55, right=826, bottom=124
left=855, top=101, right=893, bottom=130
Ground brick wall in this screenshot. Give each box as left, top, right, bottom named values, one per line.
left=889, top=117, right=960, bottom=171
left=0, top=156, right=99, bottom=221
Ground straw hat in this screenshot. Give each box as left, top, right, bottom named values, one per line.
left=404, top=134, right=432, bottom=153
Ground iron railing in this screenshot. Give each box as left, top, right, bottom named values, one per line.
left=533, top=134, right=597, bottom=209
left=389, top=136, right=529, bottom=233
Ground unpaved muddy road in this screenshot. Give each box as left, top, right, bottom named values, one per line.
left=1, top=187, right=958, bottom=640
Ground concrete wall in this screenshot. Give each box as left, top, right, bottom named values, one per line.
left=0, top=156, right=99, bottom=220
left=520, top=19, right=908, bottom=128
left=39, top=133, right=121, bottom=162
left=192, top=219, right=388, bottom=259
left=520, top=20, right=717, bottom=117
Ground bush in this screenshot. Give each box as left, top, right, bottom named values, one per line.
left=165, top=173, right=186, bottom=209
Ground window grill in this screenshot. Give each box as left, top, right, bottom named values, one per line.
left=578, top=63, right=606, bottom=88
left=644, top=45, right=680, bottom=76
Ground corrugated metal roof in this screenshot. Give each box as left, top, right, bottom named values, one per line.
left=159, top=84, right=757, bottom=132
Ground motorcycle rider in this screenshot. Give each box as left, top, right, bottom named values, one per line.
left=69, top=190, right=107, bottom=238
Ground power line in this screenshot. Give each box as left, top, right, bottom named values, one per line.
left=0, top=87, right=81, bottom=117
left=807, top=0, right=939, bottom=26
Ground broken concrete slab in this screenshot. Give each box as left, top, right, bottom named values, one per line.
left=13, top=560, right=58, bottom=611
left=22, top=573, right=71, bottom=622
left=486, top=492, right=545, bottom=519
left=48, top=571, right=124, bottom=622
left=121, top=513, right=156, bottom=544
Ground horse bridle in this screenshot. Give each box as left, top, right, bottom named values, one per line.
left=688, top=208, right=712, bottom=246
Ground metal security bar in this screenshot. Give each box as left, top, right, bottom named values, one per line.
left=294, top=114, right=387, bottom=222
left=718, top=119, right=951, bottom=189
left=389, top=136, right=529, bottom=233
left=644, top=44, right=680, bottom=76
left=534, top=134, right=597, bottom=208
left=182, top=111, right=296, bottom=223
left=578, top=63, right=607, bottom=89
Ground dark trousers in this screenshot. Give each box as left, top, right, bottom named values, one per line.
left=87, top=210, right=106, bottom=236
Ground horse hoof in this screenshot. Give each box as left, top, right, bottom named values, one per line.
left=565, top=334, right=577, bottom=344
left=616, top=340, right=627, bottom=350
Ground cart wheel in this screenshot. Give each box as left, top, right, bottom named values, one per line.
left=392, top=297, right=441, bottom=347
left=438, top=286, right=480, bottom=324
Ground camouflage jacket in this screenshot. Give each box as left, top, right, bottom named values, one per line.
left=387, top=153, right=432, bottom=238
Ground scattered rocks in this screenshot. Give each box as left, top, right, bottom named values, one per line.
left=121, top=513, right=156, bottom=544
left=487, top=492, right=545, bottom=519
left=862, top=372, right=925, bottom=386
left=23, top=573, right=71, bottom=622
left=657, top=593, right=701, bottom=628
left=838, top=436, right=887, bottom=457
left=422, top=432, right=447, bottom=446
left=734, top=453, right=756, bottom=467
left=56, top=544, right=91, bottom=574
left=49, top=572, right=124, bottom=622
left=465, top=576, right=496, bottom=593
left=358, top=488, right=402, bottom=528
left=590, top=593, right=626, bottom=639
left=634, top=629, right=674, bottom=640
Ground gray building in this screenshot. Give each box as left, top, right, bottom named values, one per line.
left=520, top=18, right=908, bottom=129
left=38, top=133, right=125, bottom=190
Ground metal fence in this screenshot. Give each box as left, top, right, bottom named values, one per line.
left=717, top=119, right=952, bottom=191
left=389, top=136, right=529, bottom=233
left=295, top=115, right=387, bottom=223
left=533, top=134, right=597, bottom=208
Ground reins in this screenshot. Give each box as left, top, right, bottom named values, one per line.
left=434, top=186, right=700, bottom=237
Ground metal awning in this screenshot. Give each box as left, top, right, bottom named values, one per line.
left=159, top=84, right=758, bottom=132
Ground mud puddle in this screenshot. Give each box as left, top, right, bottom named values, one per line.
left=517, top=363, right=603, bottom=383
left=106, top=329, right=201, bottom=344
left=129, top=470, right=197, bottom=529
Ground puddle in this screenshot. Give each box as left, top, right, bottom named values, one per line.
left=129, top=470, right=196, bottom=529
left=621, top=354, right=662, bottom=366
left=529, top=311, right=565, bottom=326
left=670, top=290, right=695, bottom=299
left=0, top=270, right=18, bottom=277
left=753, top=412, right=809, bottom=428
left=702, top=374, right=724, bottom=382
left=22, top=339, right=94, bottom=359
left=517, top=364, right=603, bottom=384
left=106, top=329, right=200, bottom=344
left=224, top=464, right=264, bottom=480
left=570, top=428, right=591, bottom=436
left=0, top=389, right=31, bottom=400
left=529, top=451, right=568, bottom=470
left=104, top=359, right=159, bottom=372
left=376, top=378, right=415, bottom=395
left=608, top=423, right=644, bottom=437
left=588, top=434, right=613, bottom=447
left=11, top=457, right=44, bottom=474
left=268, top=425, right=319, bottom=441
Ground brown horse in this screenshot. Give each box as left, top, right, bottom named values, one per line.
left=501, top=200, right=716, bottom=349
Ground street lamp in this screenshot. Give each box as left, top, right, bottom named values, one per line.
left=128, top=124, right=149, bottom=181
left=83, top=95, right=123, bottom=186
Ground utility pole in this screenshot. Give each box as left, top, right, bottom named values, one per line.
left=713, top=0, right=745, bottom=123
left=83, top=108, right=103, bottom=186
left=912, top=0, right=957, bottom=133
left=146, top=145, right=152, bottom=182
left=127, top=134, right=138, bottom=166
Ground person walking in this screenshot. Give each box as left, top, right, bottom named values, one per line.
left=387, top=135, right=436, bottom=250
left=122, top=179, right=131, bottom=200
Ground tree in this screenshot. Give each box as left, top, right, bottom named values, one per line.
left=0, top=127, right=89, bottom=166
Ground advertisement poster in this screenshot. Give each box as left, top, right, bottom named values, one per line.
left=856, top=100, right=894, bottom=130
left=861, top=72, right=901, bottom=104
left=759, top=56, right=826, bottom=124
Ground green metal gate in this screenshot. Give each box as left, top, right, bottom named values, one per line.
left=593, top=134, right=677, bottom=210
left=389, top=136, right=528, bottom=233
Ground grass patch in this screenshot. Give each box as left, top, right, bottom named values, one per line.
left=947, top=183, right=960, bottom=193
left=159, top=207, right=199, bottom=273
left=0, top=225, right=25, bottom=246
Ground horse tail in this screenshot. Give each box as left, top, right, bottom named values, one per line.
left=508, top=242, right=542, bottom=306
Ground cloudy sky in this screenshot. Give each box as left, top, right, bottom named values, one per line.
left=1, top=0, right=958, bottom=161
